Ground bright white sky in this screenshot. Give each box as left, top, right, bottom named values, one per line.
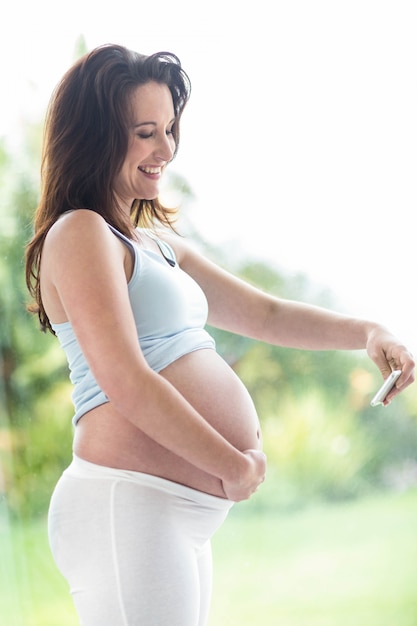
left=2, top=0, right=416, bottom=350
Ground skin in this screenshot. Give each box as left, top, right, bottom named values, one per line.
left=39, top=82, right=415, bottom=502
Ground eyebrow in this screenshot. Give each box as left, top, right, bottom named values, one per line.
left=133, top=118, right=175, bottom=129
left=134, top=122, right=156, bottom=128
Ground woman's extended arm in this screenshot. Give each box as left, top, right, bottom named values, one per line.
left=170, top=235, right=415, bottom=402
left=41, top=211, right=266, bottom=502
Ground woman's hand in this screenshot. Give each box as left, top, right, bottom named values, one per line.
left=366, top=325, right=415, bottom=404
left=222, top=449, right=267, bottom=502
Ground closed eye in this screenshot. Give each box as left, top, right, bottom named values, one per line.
left=136, top=128, right=174, bottom=140
left=134, top=118, right=175, bottom=140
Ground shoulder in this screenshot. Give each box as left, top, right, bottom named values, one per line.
left=43, top=210, right=126, bottom=280
left=44, top=209, right=123, bottom=259
left=47, top=209, right=109, bottom=243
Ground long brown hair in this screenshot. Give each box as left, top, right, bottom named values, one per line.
left=25, top=44, right=191, bottom=333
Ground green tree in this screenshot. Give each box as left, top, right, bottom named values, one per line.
left=0, top=133, right=73, bottom=518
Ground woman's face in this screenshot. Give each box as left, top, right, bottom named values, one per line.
left=114, top=81, right=176, bottom=211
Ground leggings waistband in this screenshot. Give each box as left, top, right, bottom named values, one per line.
left=65, top=454, right=233, bottom=511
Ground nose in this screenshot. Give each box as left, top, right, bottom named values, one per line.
left=155, top=133, right=175, bottom=163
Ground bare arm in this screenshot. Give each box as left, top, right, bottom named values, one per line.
left=167, top=234, right=415, bottom=401
left=42, top=210, right=266, bottom=501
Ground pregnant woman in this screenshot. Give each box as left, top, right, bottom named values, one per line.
left=25, top=44, right=414, bottom=625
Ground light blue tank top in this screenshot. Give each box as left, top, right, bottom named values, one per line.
left=51, top=225, right=216, bottom=425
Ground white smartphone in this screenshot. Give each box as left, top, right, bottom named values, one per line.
left=370, top=370, right=402, bottom=407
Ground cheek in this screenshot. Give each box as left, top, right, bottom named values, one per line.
left=114, top=162, right=131, bottom=190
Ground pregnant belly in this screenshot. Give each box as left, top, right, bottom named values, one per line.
left=74, top=349, right=262, bottom=497
left=161, top=349, right=261, bottom=450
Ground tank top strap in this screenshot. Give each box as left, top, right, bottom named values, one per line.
left=107, top=223, right=176, bottom=268
left=144, top=230, right=176, bottom=267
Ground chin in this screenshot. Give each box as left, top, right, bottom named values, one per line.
left=144, top=192, right=160, bottom=201
left=134, top=192, right=158, bottom=202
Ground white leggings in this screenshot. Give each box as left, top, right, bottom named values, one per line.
left=48, top=455, right=233, bottom=626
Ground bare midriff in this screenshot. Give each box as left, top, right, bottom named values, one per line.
left=73, top=348, right=262, bottom=498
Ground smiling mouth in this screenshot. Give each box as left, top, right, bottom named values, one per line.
left=139, top=166, right=162, bottom=175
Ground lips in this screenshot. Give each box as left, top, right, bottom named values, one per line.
left=139, top=166, right=162, bottom=175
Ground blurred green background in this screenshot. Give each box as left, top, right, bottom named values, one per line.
left=1, top=101, right=417, bottom=625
